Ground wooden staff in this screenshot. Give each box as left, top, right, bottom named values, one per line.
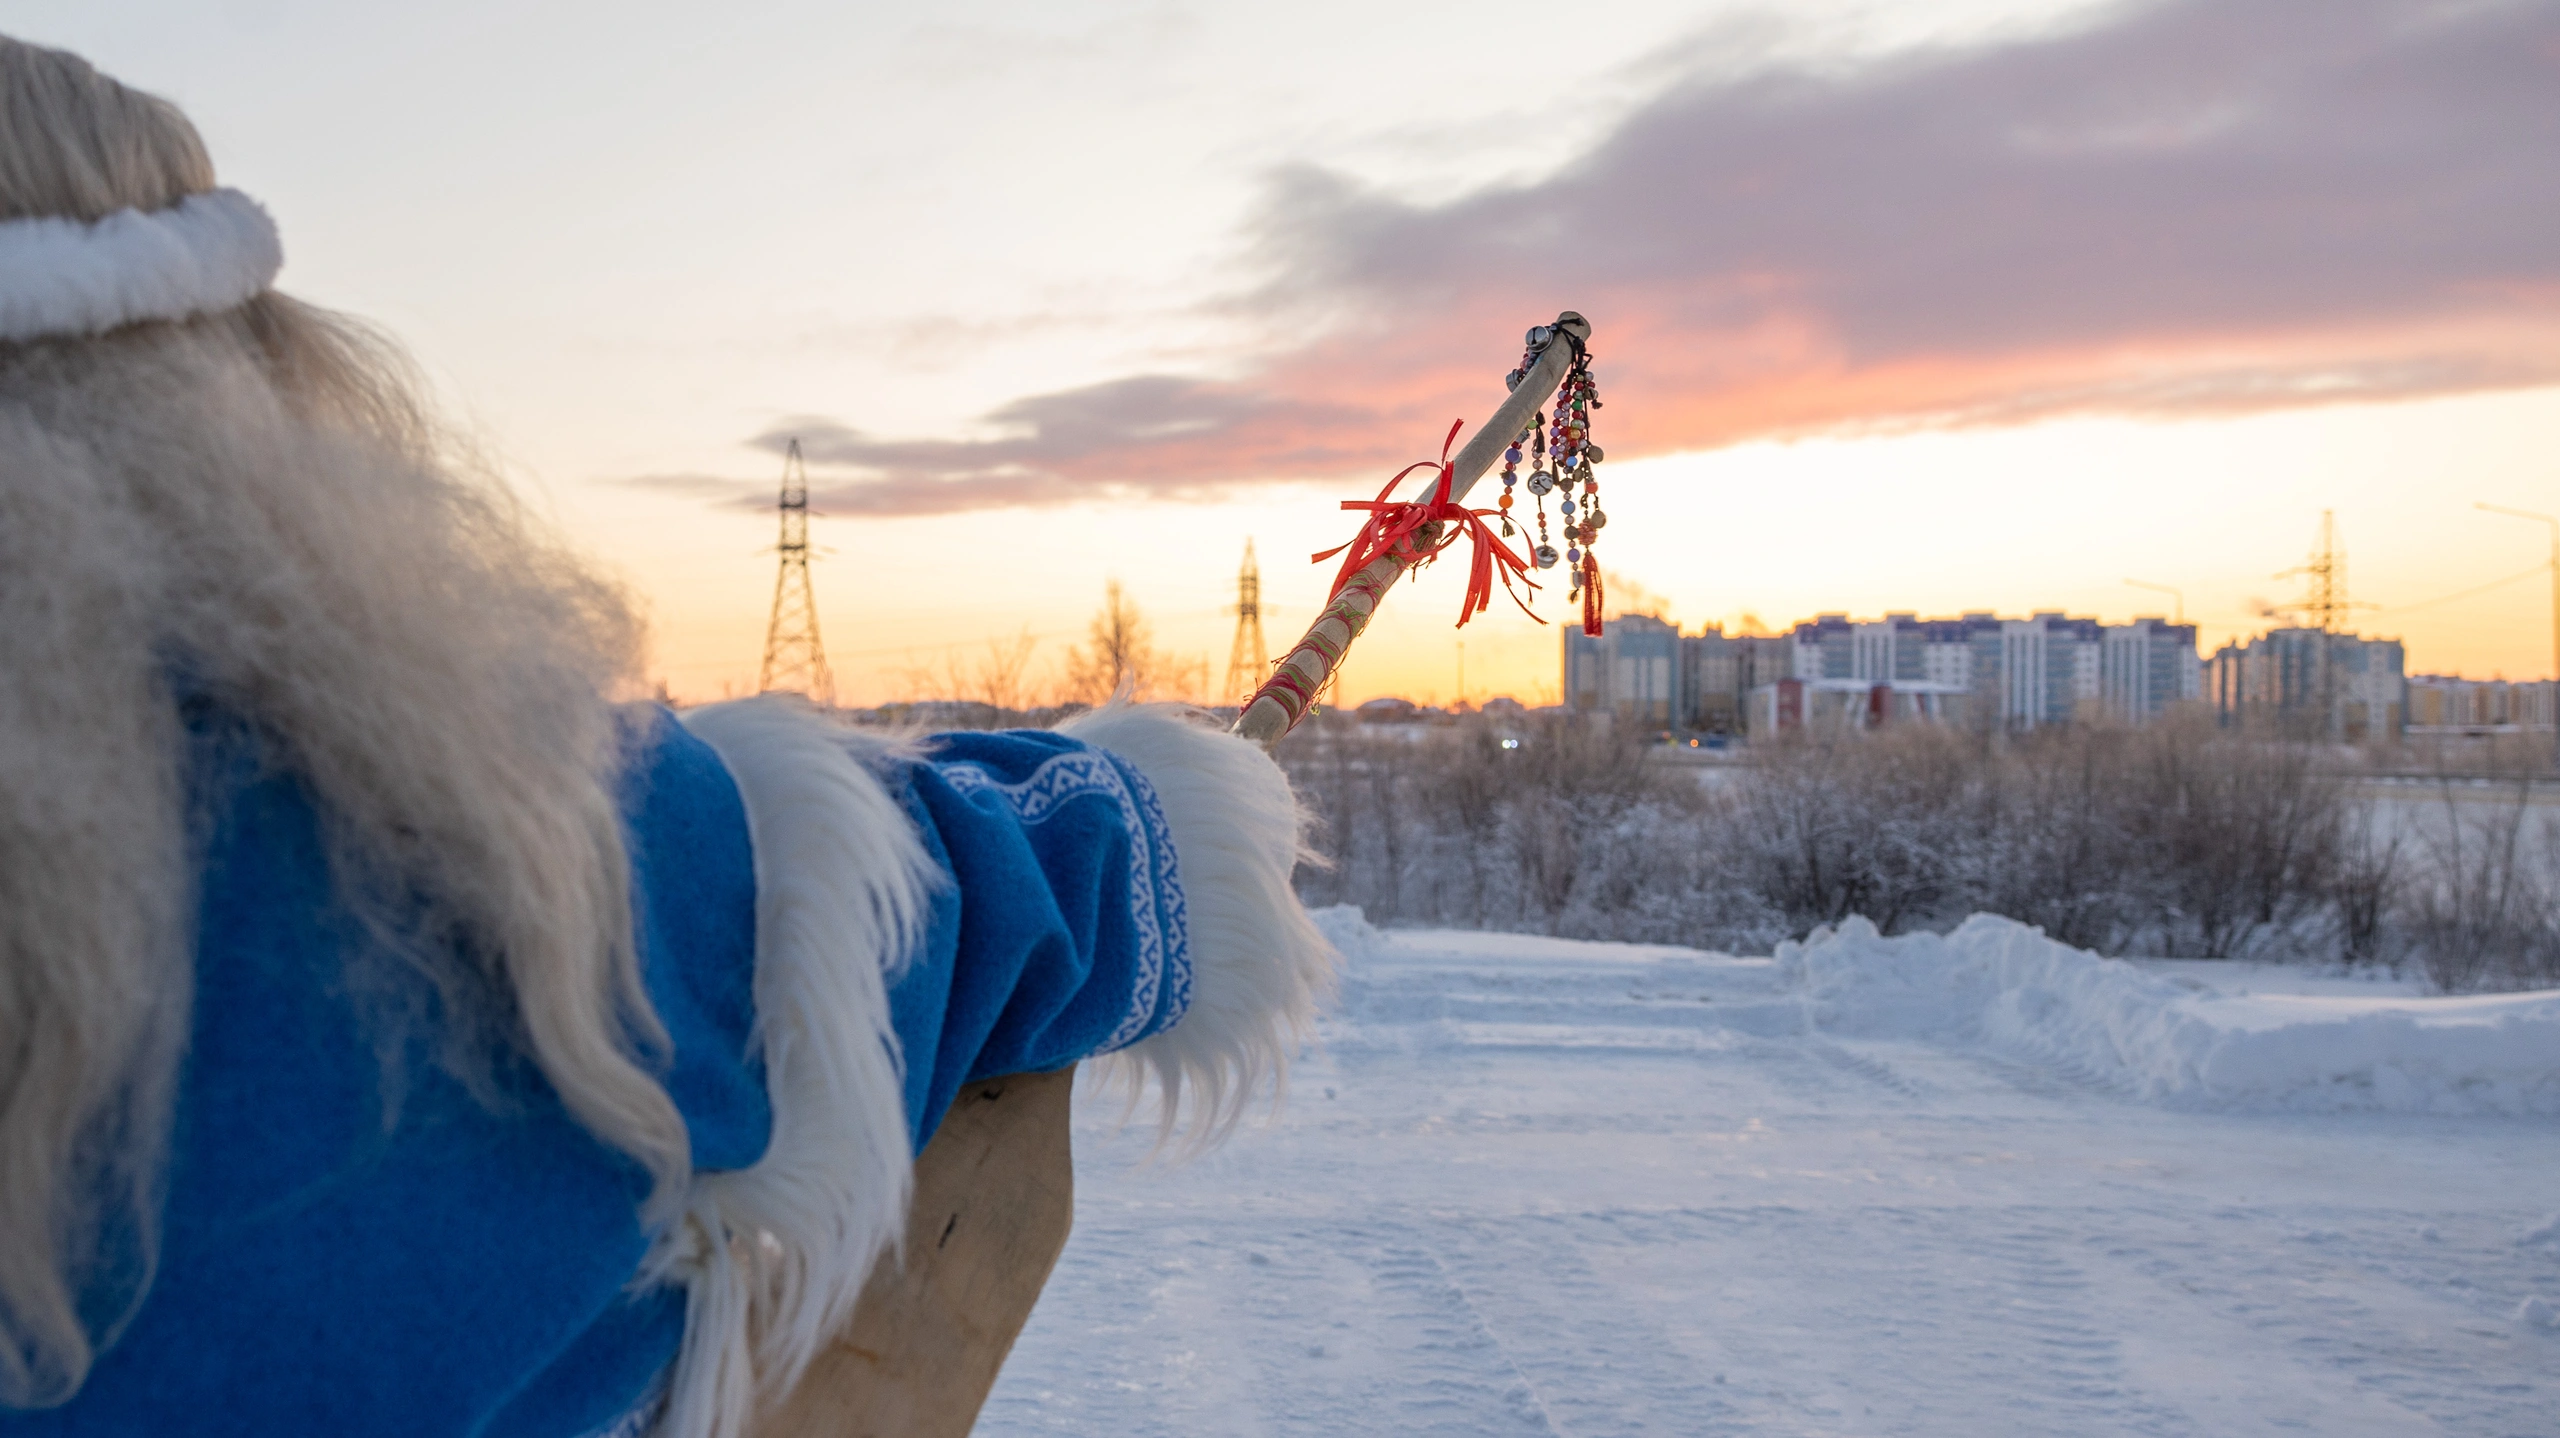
left=761, top=311, right=1593, bottom=1436
left=1231, top=310, right=1591, bottom=750
left=758, top=1070, right=1075, bottom=1438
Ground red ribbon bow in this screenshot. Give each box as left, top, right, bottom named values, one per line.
left=1312, top=420, right=1542, bottom=629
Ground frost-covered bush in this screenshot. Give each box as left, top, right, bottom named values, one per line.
left=1279, top=712, right=1787, bottom=952
left=1278, top=711, right=2560, bottom=992
left=1716, top=719, right=2352, bottom=960
left=2394, top=770, right=2560, bottom=993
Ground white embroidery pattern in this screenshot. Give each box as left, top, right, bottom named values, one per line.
left=937, top=747, right=1191, bottom=1050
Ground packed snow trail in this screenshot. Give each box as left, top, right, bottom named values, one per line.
left=985, top=915, right=2560, bottom=1436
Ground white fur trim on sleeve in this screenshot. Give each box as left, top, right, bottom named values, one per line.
left=1056, top=703, right=1340, bottom=1149
left=0, top=189, right=283, bottom=343
left=644, top=697, right=938, bottom=1438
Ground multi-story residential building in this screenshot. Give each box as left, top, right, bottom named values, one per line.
left=2406, top=675, right=2558, bottom=733
left=1563, top=613, right=1680, bottom=727
left=1565, top=608, right=2202, bottom=735
left=2204, top=628, right=2406, bottom=740
left=2102, top=617, right=2204, bottom=723
left=1760, top=610, right=2191, bottom=730
left=1675, top=626, right=1779, bottom=734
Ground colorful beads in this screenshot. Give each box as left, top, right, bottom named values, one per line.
left=1498, top=335, right=1613, bottom=632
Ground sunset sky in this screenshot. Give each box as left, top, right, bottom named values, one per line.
left=21, top=0, right=2560, bottom=707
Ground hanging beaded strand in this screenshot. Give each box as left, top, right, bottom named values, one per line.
left=1502, top=329, right=1565, bottom=578
left=1526, top=411, right=1559, bottom=573
left=1549, top=351, right=1605, bottom=634
left=1496, top=422, right=1529, bottom=540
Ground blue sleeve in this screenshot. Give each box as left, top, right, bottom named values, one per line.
left=616, top=707, right=770, bottom=1172
left=884, top=730, right=1191, bottom=1148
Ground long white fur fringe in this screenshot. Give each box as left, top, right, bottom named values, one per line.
left=649, top=697, right=936, bottom=1438
left=1059, top=703, right=1341, bottom=1150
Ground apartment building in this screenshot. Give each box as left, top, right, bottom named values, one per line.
left=1563, top=609, right=2201, bottom=734
left=2203, top=628, right=2406, bottom=741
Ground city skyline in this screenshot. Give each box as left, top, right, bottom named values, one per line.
left=19, top=0, right=2557, bottom=707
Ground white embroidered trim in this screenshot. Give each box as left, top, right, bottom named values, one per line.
left=938, top=747, right=1192, bottom=1050
left=0, top=188, right=282, bottom=343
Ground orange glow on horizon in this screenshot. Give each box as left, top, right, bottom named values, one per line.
left=612, top=383, right=2560, bottom=712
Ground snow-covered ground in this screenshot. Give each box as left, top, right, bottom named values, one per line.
left=987, top=914, right=2560, bottom=1436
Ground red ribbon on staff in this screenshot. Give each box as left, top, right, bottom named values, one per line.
left=1312, top=419, right=1542, bottom=628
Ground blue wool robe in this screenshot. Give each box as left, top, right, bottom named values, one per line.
left=2, top=704, right=1189, bottom=1438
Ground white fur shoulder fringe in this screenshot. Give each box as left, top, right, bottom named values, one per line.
left=0, top=188, right=282, bottom=343
left=648, top=697, right=938, bottom=1438
left=1059, top=703, right=1341, bottom=1150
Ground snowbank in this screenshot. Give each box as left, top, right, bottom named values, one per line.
left=1304, top=904, right=2559, bottom=1115
left=1779, top=915, right=2560, bottom=1116
left=1307, top=904, right=1385, bottom=966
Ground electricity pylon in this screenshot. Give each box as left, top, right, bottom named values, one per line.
left=2278, top=510, right=2351, bottom=634
left=2273, top=510, right=2371, bottom=741
left=757, top=438, right=834, bottom=704
left=1223, top=539, right=1269, bottom=707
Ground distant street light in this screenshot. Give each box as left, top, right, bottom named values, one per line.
left=2122, top=578, right=2185, bottom=626
left=2475, top=502, right=2560, bottom=770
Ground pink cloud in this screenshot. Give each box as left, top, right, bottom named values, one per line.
left=681, top=0, right=2560, bottom=516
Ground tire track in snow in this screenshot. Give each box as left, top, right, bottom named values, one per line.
left=991, top=923, right=2560, bottom=1435
left=1360, top=1241, right=1563, bottom=1436
left=1802, top=1037, right=1929, bottom=1099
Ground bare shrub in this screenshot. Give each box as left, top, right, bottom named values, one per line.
left=2399, top=756, right=2560, bottom=992
left=2114, top=721, right=2347, bottom=959
left=1723, top=727, right=1978, bottom=934
left=1276, top=710, right=2560, bottom=990
left=1277, top=712, right=1783, bottom=951
left=864, top=687, right=2554, bottom=993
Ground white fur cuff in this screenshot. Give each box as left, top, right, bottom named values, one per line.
left=0, top=188, right=282, bottom=343
left=650, top=698, right=937, bottom=1438
left=1058, top=704, right=1340, bottom=1148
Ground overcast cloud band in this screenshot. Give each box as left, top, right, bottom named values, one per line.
left=0, top=188, right=282, bottom=344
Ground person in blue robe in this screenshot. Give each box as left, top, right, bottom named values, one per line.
left=0, top=36, right=1332, bottom=1438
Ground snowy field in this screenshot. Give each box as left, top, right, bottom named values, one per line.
left=986, top=913, right=2560, bottom=1437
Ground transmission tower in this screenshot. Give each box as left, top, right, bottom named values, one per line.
left=757, top=438, right=834, bottom=704
left=1223, top=538, right=1269, bottom=706
left=2274, top=510, right=2368, bottom=740
left=2279, top=510, right=2351, bottom=634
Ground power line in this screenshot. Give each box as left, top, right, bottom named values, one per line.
left=2373, top=561, right=2551, bottom=615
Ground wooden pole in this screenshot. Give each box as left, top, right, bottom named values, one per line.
left=1231, top=311, right=1590, bottom=749
left=754, top=1068, right=1077, bottom=1438
left=758, top=310, right=1593, bottom=1435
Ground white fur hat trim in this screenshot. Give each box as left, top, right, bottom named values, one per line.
left=0, top=188, right=282, bottom=343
